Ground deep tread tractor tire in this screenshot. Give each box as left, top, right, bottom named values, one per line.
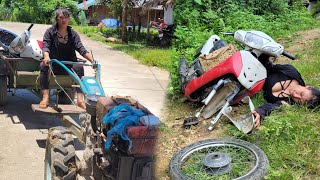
left=170, top=138, right=269, bottom=180
left=44, top=126, right=77, bottom=180
left=0, top=76, right=7, bottom=106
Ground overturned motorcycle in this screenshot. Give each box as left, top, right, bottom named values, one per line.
left=179, top=30, right=295, bottom=132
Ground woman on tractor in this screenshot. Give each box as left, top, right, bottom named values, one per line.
left=39, top=8, right=94, bottom=109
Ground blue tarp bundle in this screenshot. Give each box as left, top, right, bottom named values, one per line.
left=77, top=0, right=96, bottom=10
left=102, top=104, right=145, bottom=150
left=101, top=18, right=121, bottom=28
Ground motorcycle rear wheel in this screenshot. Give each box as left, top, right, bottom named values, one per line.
left=169, top=138, right=268, bottom=180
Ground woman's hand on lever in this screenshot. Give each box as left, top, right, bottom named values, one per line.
left=84, top=52, right=94, bottom=63
left=43, top=52, right=50, bottom=66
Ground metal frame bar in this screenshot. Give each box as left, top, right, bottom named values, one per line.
left=62, top=115, right=84, bottom=142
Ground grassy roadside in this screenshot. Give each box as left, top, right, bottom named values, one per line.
left=156, top=29, right=320, bottom=179
left=74, top=26, right=172, bottom=71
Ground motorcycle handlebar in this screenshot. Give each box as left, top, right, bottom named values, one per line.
left=222, top=32, right=234, bottom=36
left=282, top=51, right=295, bottom=60
left=27, top=24, right=34, bottom=31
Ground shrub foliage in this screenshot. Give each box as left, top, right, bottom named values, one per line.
left=0, top=0, right=80, bottom=24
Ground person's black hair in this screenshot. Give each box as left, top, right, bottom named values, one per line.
left=307, top=86, right=320, bottom=108
left=55, top=8, right=71, bottom=22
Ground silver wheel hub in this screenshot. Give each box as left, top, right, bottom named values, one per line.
left=203, top=152, right=232, bottom=175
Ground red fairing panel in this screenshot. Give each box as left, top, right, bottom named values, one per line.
left=232, top=79, right=265, bottom=104
left=184, top=51, right=243, bottom=97
left=248, top=79, right=265, bottom=95
left=37, top=40, right=43, bottom=49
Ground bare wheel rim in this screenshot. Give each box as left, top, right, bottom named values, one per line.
left=170, top=139, right=268, bottom=180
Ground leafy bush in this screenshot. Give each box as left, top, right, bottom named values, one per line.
left=0, top=6, right=11, bottom=21
left=1, top=0, right=80, bottom=24
left=77, top=25, right=160, bottom=45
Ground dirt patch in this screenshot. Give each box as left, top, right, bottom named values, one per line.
left=276, top=28, right=320, bottom=63
left=199, top=44, right=238, bottom=72
left=154, top=101, right=227, bottom=179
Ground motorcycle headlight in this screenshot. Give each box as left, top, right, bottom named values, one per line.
left=262, top=46, right=281, bottom=53
left=244, top=33, right=270, bottom=49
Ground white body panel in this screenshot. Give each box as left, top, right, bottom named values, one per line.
left=234, top=30, right=284, bottom=57
left=9, top=30, right=30, bottom=54
left=7, top=27, right=43, bottom=60
left=237, top=51, right=267, bottom=89
left=20, top=39, right=43, bottom=60
left=200, top=35, right=221, bottom=55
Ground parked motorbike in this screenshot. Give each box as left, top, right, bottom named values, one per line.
left=0, top=23, right=43, bottom=60
left=179, top=30, right=295, bottom=131
left=158, top=24, right=175, bottom=47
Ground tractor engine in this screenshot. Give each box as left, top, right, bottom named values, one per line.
left=87, top=96, right=159, bottom=180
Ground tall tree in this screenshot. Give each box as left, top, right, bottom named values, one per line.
left=121, top=0, right=128, bottom=43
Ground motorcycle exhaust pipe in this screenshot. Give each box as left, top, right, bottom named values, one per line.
left=179, top=57, right=187, bottom=89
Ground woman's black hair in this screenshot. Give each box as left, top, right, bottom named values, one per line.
left=307, top=86, right=320, bottom=108
left=55, top=8, right=71, bottom=21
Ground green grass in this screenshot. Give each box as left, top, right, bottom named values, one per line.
left=74, top=25, right=172, bottom=71
left=106, top=43, right=172, bottom=70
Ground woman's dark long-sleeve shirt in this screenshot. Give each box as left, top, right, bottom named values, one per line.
left=42, top=24, right=88, bottom=70
left=255, top=64, right=305, bottom=119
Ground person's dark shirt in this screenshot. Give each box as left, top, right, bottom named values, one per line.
left=42, top=24, right=88, bottom=70
left=255, top=63, right=305, bottom=119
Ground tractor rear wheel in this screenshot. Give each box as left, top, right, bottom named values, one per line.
left=44, top=126, right=77, bottom=180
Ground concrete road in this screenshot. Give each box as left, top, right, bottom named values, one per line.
left=0, top=22, right=169, bottom=179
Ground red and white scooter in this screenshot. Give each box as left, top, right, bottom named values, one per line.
left=0, top=24, right=43, bottom=60
left=179, top=30, right=295, bottom=131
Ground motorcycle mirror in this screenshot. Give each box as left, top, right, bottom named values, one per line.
left=222, top=32, right=234, bottom=36
left=27, top=24, right=34, bottom=31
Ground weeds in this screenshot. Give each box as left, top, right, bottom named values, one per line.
left=74, top=25, right=172, bottom=71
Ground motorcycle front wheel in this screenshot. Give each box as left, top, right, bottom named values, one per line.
left=169, top=138, right=268, bottom=180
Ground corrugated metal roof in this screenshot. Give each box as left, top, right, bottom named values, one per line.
left=77, top=0, right=96, bottom=10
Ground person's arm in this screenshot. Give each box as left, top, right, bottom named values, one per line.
left=43, top=52, right=50, bottom=65
left=253, top=101, right=282, bottom=128
left=72, top=30, right=93, bottom=63
left=83, top=52, right=93, bottom=63
left=42, top=29, right=51, bottom=65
